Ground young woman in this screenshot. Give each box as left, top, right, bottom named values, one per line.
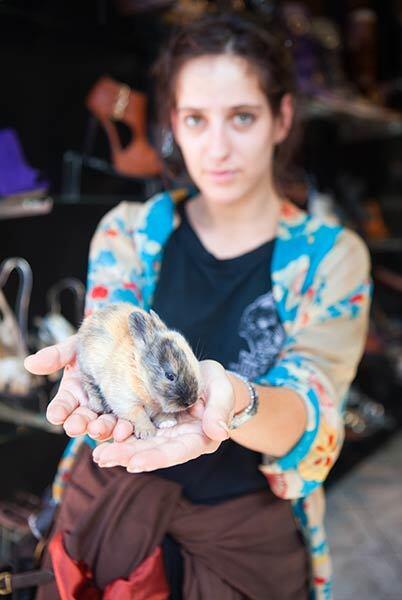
left=26, top=12, right=371, bottom=600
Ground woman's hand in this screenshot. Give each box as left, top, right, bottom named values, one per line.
left=92, top=360, right=236, bottom=472
left=25, top=341, right=236, bottom=468
left=24, top=336, right=134, bottom=442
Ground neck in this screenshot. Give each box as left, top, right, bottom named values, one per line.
left=189, top=178, right=282, bottom=235
left=185, top=178, right=284, bottom=259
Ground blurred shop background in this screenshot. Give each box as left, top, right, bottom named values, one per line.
left=1, top=0, right=402, bottom=595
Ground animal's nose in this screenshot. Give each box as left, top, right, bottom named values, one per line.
left=179, top=395, right=196, bottom=407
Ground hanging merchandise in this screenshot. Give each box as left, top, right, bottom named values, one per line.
left=345, top=9, right=380, bottom=103
left=310, top=16, right=348, bottom=92
left=361, top=199, right=391, bottom=241
left=280, top=4, right=317, bottom=91
left=61, top=76, right=165, bottom=202
left=33, top=278, right=85, bottom=385
left=280, top=3, right=402, bottom=139
left=164, top=0, right=211, bottom=23
left=0, top=261, right=65, bottom=430
left=369, top=272, right=402, bottom=386
left=0, top=257, right=36, bottom=397
left=61, top=149, right=163, bottom=203
left=85, top=76, right=162, bottom=178
left=245, top=0, right=276, bottom=16
left=343, top=386, right=395, bottom=442
left=0, top=490, right=43, bottom=577
left=0, top=129, right=48, bottom=199
left=0, top=129, right=53, bottom=218
left=162, top=0, right=255, bottom=24
left=35, top=278, right=85, bottom=349
left=307, top=185, right=341, bottom=225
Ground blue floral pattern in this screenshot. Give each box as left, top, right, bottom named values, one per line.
left=54, top=189, right=372, bottom=600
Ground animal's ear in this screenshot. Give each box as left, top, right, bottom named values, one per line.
left=149, top=309, right=167, bottom=330
left=128, top=311, right=154, bottom=346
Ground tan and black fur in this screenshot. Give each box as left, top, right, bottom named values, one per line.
left=76, top=303, right=201, bottom=438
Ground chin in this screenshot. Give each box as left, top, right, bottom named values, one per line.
left=199, top=181, right=253, bottom=205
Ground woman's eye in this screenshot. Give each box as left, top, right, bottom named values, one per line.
left=165, top=370, right=176, bottom=382
left=233, top=112, right=255, bottom=126
left=184, top=114, right=203, bottom=128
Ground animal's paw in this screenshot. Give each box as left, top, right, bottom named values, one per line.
left=153, top=412, right=178, bottom=429
left=157, top=418, right=178, bottom=429
left=134, top=420, right=157, bottom=439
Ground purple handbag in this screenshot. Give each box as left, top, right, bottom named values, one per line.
left=0, top=129, right=48, bottom=197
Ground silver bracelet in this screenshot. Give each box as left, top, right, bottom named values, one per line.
left=227, top=370, right=259, bottom=430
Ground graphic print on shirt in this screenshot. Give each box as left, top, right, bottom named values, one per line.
left=228, top=291, right=286, bottom=379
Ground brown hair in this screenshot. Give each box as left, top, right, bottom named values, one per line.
left=152, top=11, right=300, bottom=188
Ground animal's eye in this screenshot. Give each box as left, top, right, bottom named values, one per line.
left=165, top=370, right=176, bottom=382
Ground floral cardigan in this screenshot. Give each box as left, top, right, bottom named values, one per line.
left=52, top=188, right=371, bottom=600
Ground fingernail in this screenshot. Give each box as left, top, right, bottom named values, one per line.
left=218, top=420, right=229, bottom=433
left=34, top=348, right=46, bottom=357
left=99, top=461, right=117, bottom=468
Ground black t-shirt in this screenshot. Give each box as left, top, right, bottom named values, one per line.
left=151, top=197, right=289, bottom=598
left=151, top=197, right=287, bottom=503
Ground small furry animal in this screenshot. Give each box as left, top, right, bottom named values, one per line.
left=76, top=303, right=202, bottom=439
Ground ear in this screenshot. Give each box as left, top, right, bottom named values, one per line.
left=273, top=93, right=294, bottom=145
left=128, top=311, right=154, bottom=346
left=149, top=309, right=167, bottom=330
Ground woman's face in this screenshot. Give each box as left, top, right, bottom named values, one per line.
left=171, top=54, right=292, bottom=205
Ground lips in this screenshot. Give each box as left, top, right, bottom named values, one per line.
left=207, top=169, right=237, bottom=175
left=205, top=169, right=238, bottom=182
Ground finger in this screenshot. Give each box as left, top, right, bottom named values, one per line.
left=87, top=414, right=117, bottom=441
left=127, top=432, right=218, bottom=472
left=46, top=363, right=88, bottom=425
left=92, top=440, right=112, bottom=464
left=202, top=378, right=233, bottom=441
left=187, top=399, right=205, bottom=420
left=126, top=443, right=188, bottom=472
left=93, top=441, right=134, bottom=468
left=113, top=419, right=134, bottom=442
left=24, top=335, right=78, bottom=375
left=93, top=435, right=165, bottom=466
left=63, top=406, right=98, bottom=437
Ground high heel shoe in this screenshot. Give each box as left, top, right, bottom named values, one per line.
left=85, top=75, right=162, bottom=178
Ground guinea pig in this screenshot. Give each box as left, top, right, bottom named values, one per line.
left=76, top=302, right=202, bottom=439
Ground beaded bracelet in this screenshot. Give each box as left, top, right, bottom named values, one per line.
left=226, top=370, right=260, bottom=430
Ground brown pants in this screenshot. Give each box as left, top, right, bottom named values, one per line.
left=37, top=444, right=309, bottom=600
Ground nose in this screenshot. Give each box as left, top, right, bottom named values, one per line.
left=206, top=121, right=231, bottom=162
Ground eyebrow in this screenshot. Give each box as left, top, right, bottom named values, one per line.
left=177, top=104, right=263, bottom=112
